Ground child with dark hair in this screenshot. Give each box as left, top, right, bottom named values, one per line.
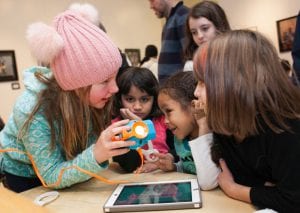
left=140, top=45, right=158, bottom=66
left=156, top=71, right=219, bottom=190
left=112, top=67, right=174, bottom=173
left=140, top=45, right=158, bottom=79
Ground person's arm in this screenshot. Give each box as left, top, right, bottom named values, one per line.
left=218, top=129, right=300, bottom=212
left=20, top=114, right=107, bottom=189
left=20, top=113, right=134, bottom=189
left=176, top=7, right=189, bottom=52
left=189, top=134, right=220, bottom=190
left=155, top=152, right=176, bottom=172
left=249, top=131, right=300, bottom=212
left=189, top=101, right=219, bottom=190
left=218, top=159, right=251, bottom=202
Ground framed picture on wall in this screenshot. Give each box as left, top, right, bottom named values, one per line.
left=276, top=15, right=297, bottom=52
left=125, top=49, right=141, bottom=67
left=0, top=50, right=18, bottom=82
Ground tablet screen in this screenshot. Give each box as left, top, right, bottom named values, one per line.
left=114, top=182, right=192, bottom=205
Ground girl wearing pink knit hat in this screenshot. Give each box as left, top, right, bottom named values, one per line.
left=0, top=4, right=134, bottom=192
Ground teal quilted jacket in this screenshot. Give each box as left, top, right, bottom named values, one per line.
left=0, top=66, right=108, bottom=189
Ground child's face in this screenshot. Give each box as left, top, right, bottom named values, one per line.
left=89, top=75, right=118, bottom=109
left=194, top=81, right=207, bottom=114
left=189, top=17, right=217, bottom=47
left=158, top=93, right=198, bottom=140
left=121, top=85, right=154, bottom=120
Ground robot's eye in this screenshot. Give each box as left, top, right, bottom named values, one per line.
left=134, top=125, right=146, bottom=137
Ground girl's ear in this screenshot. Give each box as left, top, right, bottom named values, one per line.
left=182, top=102, right=193, bottom=113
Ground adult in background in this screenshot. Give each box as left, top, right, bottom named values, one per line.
left=148, top=0, right=189, bottom=84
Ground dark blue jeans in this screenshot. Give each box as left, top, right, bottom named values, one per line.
left=4, top=172, right=42, bottom=193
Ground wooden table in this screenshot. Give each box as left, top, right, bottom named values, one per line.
left=21, top=163, right=255, bottom=213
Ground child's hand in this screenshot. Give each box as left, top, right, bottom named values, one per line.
left=192, top=100, right=210, bottom=135
left=218, top=159, right=235, bottom=194
left=120, top=108, right=141, bottom=120
left=93, top=119, right=136, bottom=164
left=192, top=100, right=206, bottom=120
left=136, top=162, right=159, bottom=173
left=218, top=159, right=251, bottom=202
left=154, top=153, right=176, bottom=172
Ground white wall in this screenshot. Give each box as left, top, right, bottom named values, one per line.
left=0, top=0, right=299, bottom=121
left=219, top=0, right=300, bottom=62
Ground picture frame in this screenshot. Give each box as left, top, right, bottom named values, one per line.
left=0, top=50, right=18, bottom=82
left=124, top=49, right=141, bottom=67
left=276, top=15, right=297, bottom=52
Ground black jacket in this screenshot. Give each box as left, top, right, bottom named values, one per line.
left=212, top=119, right=300, bottom=212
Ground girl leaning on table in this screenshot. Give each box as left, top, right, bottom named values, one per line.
left=193, top=30, right=300, bottom=212
left=155, top=71, right=219, bottom=190
left=0, top=7, right=135, bottom=192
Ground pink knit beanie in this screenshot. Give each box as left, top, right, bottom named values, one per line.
left=26, top=7, right=122, bottom=90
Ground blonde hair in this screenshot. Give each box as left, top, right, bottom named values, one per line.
left=19, top=71, right=111, bottom=159
left=194, top=30, right=300, bottom=138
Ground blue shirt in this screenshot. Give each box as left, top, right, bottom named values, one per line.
left=158, top=1, right=189, bottom=84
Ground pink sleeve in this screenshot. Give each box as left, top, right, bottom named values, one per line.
left=150, top=116, right=169, bottom=153
left=111, top=117, right=121, bottom=123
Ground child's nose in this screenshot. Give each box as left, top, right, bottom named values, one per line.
left=133, top=101, right=142, bottom=110
left=109, top=80, right=119, bottom=94
left=197, top=30, right=204, bottom=39
left=164, top=116, right=169, bottom=124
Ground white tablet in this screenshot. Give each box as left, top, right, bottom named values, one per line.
left=103, top=179, right=201, bottom=212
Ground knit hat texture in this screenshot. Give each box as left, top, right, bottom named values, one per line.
left=27, top=9, right=121, bottom=90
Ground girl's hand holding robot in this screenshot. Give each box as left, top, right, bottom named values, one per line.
left=94, top=119, right=135, bottom=164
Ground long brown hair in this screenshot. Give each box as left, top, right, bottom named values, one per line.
left=194, top=30, right=300, bottom=138
left=19, top=71, right=111, bottom=159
